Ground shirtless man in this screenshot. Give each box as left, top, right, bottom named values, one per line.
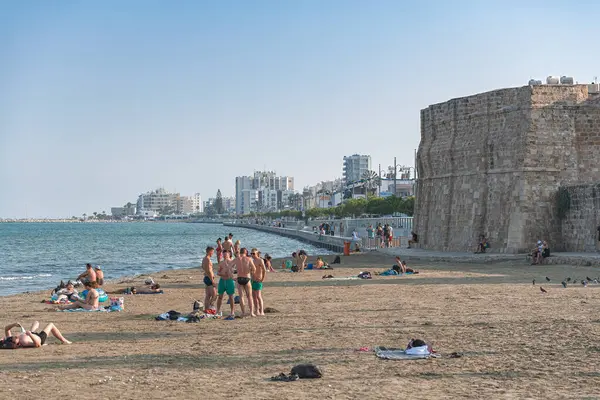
left=235, top=248, right=255, bottom=317
left=250, top=248, right=267, bottom=316
left=222, top=236, right=234, bottom=257
left=1, top=321, right=71, bottom=348
left=94, top=266, right=104, bottom=286
left=202, top=246, right=216, bottom=312
left=59, top=280, right=100, bottom=310
left=77, top=263, right=97, bottom=283
left=216, top=238, right=223, bottom=263
left=216, top=249, right=236, bottom=318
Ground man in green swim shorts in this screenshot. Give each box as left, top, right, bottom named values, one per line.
left=216, top=249, right=236, bottom=318
left=250, top=248, right=266, bottom=316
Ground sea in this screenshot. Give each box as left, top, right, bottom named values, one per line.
left=0, top=222, right=331, bottom=296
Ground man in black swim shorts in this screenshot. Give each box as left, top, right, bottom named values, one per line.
left=234, top=248, right=256, bottom=317
left=202, top=246, right=216, bottom=313
left=1, top=321, right=71, bottom=348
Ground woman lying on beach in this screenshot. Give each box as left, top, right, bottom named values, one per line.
left=54, top=282, right=79, bottom=302
left=124, top=284, right=163, bottom=294
left=58, top=281, right=100, bottom=310
left=1, top=321, right=71, bottom=348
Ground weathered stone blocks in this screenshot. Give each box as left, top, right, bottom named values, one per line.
left=415, top=84, right=600, bottom=253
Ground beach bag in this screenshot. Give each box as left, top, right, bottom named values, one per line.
left=110, top=297, right=124, bottom=311
left=291, top=265, right=299, bottom=272
left=291, top=364, right=322, bottom=379
left=332, top=256, right=341, bottom=264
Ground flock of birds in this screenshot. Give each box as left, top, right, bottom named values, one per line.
left=535, top=276, right=600, bottom=293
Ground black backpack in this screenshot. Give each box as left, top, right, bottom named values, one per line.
left=0, top=337, right=16, bottom=349
left=291, top=364, right=322, bottom=379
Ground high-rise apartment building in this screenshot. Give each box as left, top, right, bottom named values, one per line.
left=235, top=171, right=295, bottom=214
left=191, top=193, right=203, bottom=214
left=343, top=154, right=372, bottom=186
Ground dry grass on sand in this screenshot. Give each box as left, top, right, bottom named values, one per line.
left=1, top=252, right=600, bottom=399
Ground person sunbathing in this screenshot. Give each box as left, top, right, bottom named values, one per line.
left=1, top=321, right=71, bottom=348
left=55, top=282, right=78, bottom=302
left=315, top=257, right=329, bottom=269
left=132, top=284, right=163, bottom=294
left=58, top=281, right=100, bottom=310
left=393, top=257, right=419, bottom=274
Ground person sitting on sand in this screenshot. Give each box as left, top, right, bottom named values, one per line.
left=216, top=249, right=236, bottom=318
left=408, top=232, right=418, bottom=249
left=77, top=263, right=97, bottom=283
left=393, top=257, right=419, bottom=274
left=264, top=254, right=275, bottom=272
left=251, top=248, right=266, bottom=316
left=58, top=281, right=100, bottom=310
left=55, top=282, right=78, bottom=302
left=234, top=248, right=256, bottom=317
left=1, top=321, right=71, bottom=348
left=297, top=250, right=308, bottom=272
left=94, top=266, right=104, bottom=286
left=475, top=235, right=488, bottom=254
left=315, top=257, right=328, bottom=269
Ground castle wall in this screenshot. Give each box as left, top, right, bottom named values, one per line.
left=415, top=84, right=600, bottom=253
left=561, top=183, right=600, bottom=252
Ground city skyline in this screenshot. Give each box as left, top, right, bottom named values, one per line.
left=3, top=1, right=600, bottom=218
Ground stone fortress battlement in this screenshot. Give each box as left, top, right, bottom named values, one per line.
left=414, top=83, right=600, bottom=253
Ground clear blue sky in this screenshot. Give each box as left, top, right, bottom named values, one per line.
left=1, top=0, right=598, bottom=218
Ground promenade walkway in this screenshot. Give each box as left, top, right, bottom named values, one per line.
left=227, top=222, right=600, bottom=266
left=378, top=247, right=600, bottom=266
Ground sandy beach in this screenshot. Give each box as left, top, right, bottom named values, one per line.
left=1, top=251, right=600, bottom=399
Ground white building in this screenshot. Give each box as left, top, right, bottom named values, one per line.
left=343, top=154, right=372, bottom=186
left=223, top=196, right=235, bottom=213
left=111, top=205, right=136, bottom=218
left=136, top=188, right=179, bottom=214
left=176, top=196, right=194, bottom=214
left=235, top=176, right=253, bottom=214
left=235, top=172, right=294, bottom=214
left=379, top=178, right=415, bottom=198
left=191, top=193, right=203, bottom=214
left=239, top=189, right=259, bottom=215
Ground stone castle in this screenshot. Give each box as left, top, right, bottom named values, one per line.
left=414, top=84, right=600, bottom=253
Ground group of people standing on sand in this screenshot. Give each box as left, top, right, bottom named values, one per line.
left=202, top=233, right=274, bottom=319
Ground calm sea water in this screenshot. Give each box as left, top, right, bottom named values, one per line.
left=0, top=222, right=331, bottom=296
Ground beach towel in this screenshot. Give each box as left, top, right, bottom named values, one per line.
left=326, top=276, right=360, bottom=281
left=58, top=308, right=108, bottom=313
left=379, top=269, right=399, bottom=276
left=375, top=346, right=438, bottom=360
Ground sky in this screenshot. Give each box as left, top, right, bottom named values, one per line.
left=1, top=0, right=599, bottom=218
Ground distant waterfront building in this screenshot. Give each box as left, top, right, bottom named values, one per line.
left=343, top=154, right=371, bottom=186
left=191, top=193, right=203, bottom=214
left=176, top=196, right=194, bottom=214
left=235, top=171, right=294, bottom=214
left=136, top=188, right=181, bottom=215
left=223, top=196, right=236, bottom=214
left=111, top=204, right=136, bottom=218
